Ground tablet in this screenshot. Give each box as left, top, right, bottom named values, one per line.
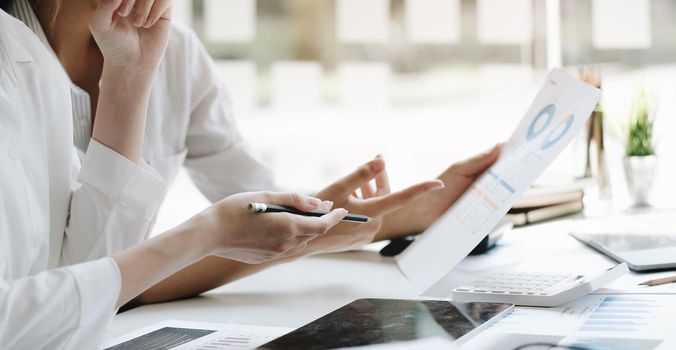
left=258, top=298, right=513, bottom=349
left=571, top=232, right=676, bottom=271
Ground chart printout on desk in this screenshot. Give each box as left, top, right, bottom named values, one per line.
left=396, top=68, right=601, bottom=293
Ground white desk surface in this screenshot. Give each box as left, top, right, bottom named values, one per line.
left=108, top=208, right=676, bottom=347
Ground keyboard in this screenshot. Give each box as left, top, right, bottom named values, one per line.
left=451, top=263, right=628, bottom=307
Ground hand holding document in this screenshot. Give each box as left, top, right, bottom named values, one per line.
left=397, top=68, right=602, bottom=294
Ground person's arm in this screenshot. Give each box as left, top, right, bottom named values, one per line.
left=115, top=191, right=347, bottom=306
left=1, top=190, right=347, bottom=349
left=0, top=258, right=122, bottom=349
left=128, top=256, right=293, bottom=306
left=61, top=141, right=167, bottom=265
left=60, top=0, right=172, bottom=264
left=130, top=158, right=445, bottom=305
left=91, top=0, right=172, bottom=163
left=127, top=149, right=500, bottom=305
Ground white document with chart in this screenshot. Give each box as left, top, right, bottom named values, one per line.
left=102, top=320, right=292, bottom=350
left=396, top=68, right=601, bottom=293
left=466, top=293, right=676, bottom=349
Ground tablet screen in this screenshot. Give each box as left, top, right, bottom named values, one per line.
left=588, top=234, right=676, bottom=252
left=258, top=299, right=512, bottom=350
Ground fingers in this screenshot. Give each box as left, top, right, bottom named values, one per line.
left=363, top=180, right=445, bottom=217
left=289, top=207, right=348, bottom=237
left=316, top=200, right=334, bottom=212
left=116, top=0, right=170, bottom=27
left=325, top=158, right=385, bottom=199
left=268, top=208, right=346, bottom=257
left=130, top=0, right=155, bottom=27
left=272, top=208, right=345, bottom=256
left=144, top=0, right=172, bottom=27
left=312, top=208, right=349, bottom=233
left=116, top=0, right=134, bottom=17
left=91, top=0, right=125, bottom=31
left=264, top=192, right=322, bottom=212
left=360, top=183, right=375, bottom=199
left=374, top=155, right=390, bottom=196
left=450, top=144, right=503, bottom=177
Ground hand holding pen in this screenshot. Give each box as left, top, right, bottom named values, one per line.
left=249, top=203, right=371, bottom=223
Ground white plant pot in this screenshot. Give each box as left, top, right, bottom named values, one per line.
left=623, top=155, right=657, bottom=207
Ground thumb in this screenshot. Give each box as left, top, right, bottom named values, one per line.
left=90, top=0, right=124, bottom=32
left=452, top=144, right=502, bottom=177
left=316, top=208, right=349, bottom=233
left=263, top=192, right=322, bottom=212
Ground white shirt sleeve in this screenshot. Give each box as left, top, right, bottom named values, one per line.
left=60, top=140, right=168, bottom=265
left=0, top=257, right=121, bottom=350
left=181, top=30, right=277, bottom=203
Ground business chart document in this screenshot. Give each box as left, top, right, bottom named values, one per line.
left=102, top=320, right=292, bottom=350
left=469, top=293, right=676, bottom=349
left=463, top=332, right=665, bottom=350
left=397, top=68, right=601, bottom=293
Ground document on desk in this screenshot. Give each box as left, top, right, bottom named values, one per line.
left=102, top=320, right=293, bottom=350
left=490, top=294, right=676, bottom=339
left=396, top=68, right=601, bottom=293
left=462, top=331, right=665, bottom=350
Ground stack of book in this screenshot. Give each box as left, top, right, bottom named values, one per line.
left=506, top=183, right=586, bottom=226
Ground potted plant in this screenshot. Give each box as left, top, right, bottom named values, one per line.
left=623, top=91, right=657, bottom=207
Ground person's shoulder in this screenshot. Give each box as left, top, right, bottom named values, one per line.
left=167, top=21, right=202, bottom=55
left=0, top=10, right=59, bottom=69
left=0, top=10, right=69, bottom=105
left=162, top=21, right=213, bottom=80
left=0, top=9, right=39, bottom=50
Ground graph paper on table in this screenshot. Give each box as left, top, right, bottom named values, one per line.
left=487, top=293, right=676, bottom=346
left=103, top=321, right=292, bottom=350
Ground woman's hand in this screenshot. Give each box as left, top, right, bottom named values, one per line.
left=377, top=144, right=502, bottom=240
left=185, top=192, right=347, bottom=264
left=89, top=0, right=172, bottom=70
left=114, top=192, right=344, bottom=307
left=89, top=0, right=172, bottom=163
left=304, top=157, right=445, bottom=255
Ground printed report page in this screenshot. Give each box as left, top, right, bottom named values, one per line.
left=397, top=68, right=601, bottom=293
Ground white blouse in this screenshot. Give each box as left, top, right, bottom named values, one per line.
left=12, top=0, right=277, bottom=203
left=0, top=10, right=167, bottom=349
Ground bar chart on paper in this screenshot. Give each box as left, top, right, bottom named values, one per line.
left=563, top=337, right=663, bottom=350
left=489, top=294, right=675, bottom=348
left=579, top=295, right=672, bottom=334
left=103, top=321, right=293, bottom=350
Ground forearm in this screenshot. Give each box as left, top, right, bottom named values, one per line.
left=129, top=255, right=296, bottom=307
left=113, top=224, right=211, bottom=308
left=92, top=65, right=155, bottom=164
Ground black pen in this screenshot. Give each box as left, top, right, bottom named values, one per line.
left=248, top=203, right=371, bottom=224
